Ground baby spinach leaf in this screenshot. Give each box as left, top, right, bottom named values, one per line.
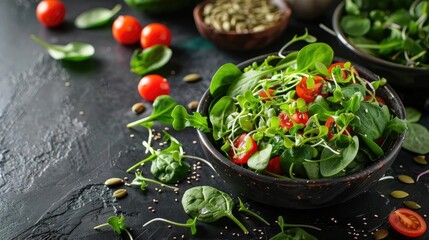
left=280, top=145, right=314, bottom=178
left=75, top=4, right=122, bottom=29
left=270, top=228, right=318, bottom=240
left=182, top=186, right=249, bottom=234
left=209, top=63, right=242, bottom=98
left=247, top=144, right=272, bottom=171
left=296, top=43, right=333, bottom=71
left=405, top=107, right=422, bottom=123
left=127, top=95, right=177, bottom=128
left=320, top=136, right=359, bottom=177
left=130, top=45, right=172, bottom=76
left=358, top=133, right=383, bottom=157
left=171, top=105, right=210, bottom=132
left=340, top=15, right=371, bottom=37
left=402, top=122, right=429, bottom=154
left=31, top=35, right=95, bottom=61
left=352, top=102, right=389, bottom=140
left=209, top=96, right=235, bottom=140
left=150, top=153, right=190, bottom=183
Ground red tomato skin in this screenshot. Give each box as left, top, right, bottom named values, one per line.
left=327, top=62, right=359, bottom=79
left=278, top=111, right=309, bottom=130
left=388, top=208, right=427, bottom=238
left=296, top=76, right=327, bottom=103
left=259, top=89, right=276, bottom=102
left=266, top=156, right=283, bottom=175
left=140, top=23, right=172, bottom=48
left=137, top=74, right=170, bottom=102
left=228, top=134, right=258, bottom=164
left=325, top=117, right=352, bottom=139
left=112, top=15, right=142, bottom=45
left=36, top=0, right=66, bottom=27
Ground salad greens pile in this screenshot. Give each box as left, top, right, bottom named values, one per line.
left=179, top=42, right=406, bottom=180
left=341, top=0, right=429, bottom=68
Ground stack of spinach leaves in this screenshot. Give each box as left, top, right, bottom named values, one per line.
left=341, top=0, right=429, bottom=68
left=202, top=42, right=406, bottom=180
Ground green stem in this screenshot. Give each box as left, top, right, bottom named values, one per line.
left=284, top=223, right=321, bottom=231
left=126, top=117, right=150, bottom=128
left=126, top=154, right=156, bottom=172
left=238, top=197, right=270, bottom=225
left=140, top=177, right=177, bottom=190
left=124, top=229, right=134, bottom=240
left=226, top=213, right=249, bottom=234
left=111, top=4, right=122, bottom=14
left=183, top=155, right=217, bottom=174
left=93, top=223, right=110, bottom=230
left=143, top=218, right=192, bottom=228
left=30, top=35, right=63, bottom=52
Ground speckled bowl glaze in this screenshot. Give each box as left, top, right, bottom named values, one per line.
left=332, top=1, right=429, bottom=89
left=197, top=53, right=406, bottom=209
left=193, top=0, right=291, bottom=51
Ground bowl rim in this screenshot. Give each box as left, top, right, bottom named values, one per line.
left=332, top=1, right=429, bottom=73
left=193, top=0, right=292, bottom=36
left=197, top=52, right=406, bottom=186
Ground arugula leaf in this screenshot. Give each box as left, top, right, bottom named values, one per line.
left=171, top=105, right=210, bottom=132
left=127, top=95, right=177, bottom=128
left=210, top=63, right=242, bottom=98
left=130, top=45, right=172, bottom=76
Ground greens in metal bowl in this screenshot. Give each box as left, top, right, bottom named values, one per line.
left=189, top=43, right=407, bottom=180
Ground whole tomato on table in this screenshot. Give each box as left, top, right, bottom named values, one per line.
left=137, top=74, right=170, bottom=102
left=140, top=23, right=171, bottom=48
left=36, top=0, right=66, bottom=27
left=112, top=15, right=142, bottom=45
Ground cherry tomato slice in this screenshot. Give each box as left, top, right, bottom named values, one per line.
left=258, top=88, right=275, bottom=102
left=296, top=76, right=327, bottom=103
left=137, top=74, right=170, bottom=102
left=140, top=23, right=172, bottom=49
left=266, top=156, right=283, bottom=175
left=388, top=208, right=427, bottom=237
left=278, top=111, right=309, bottom=130
left=228, top=133, right=258, bottom=164
left=36, top=0, right=66, bottom=27
left=112, top=15, right=142, bottom=45
left=325, top=117, right=352, bottom=140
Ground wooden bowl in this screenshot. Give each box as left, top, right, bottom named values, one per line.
left=193, top=0, right=292, bottom=51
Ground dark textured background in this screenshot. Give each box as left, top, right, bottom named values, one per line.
left=1, top=0, right=428, bottom=239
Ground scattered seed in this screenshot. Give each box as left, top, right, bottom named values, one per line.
left=183, top=73, right=202, bottom=83
left=113, top=189, right=127, bottom=199
left=188, top=101, right=199, bottom=110
left=79, top=111, right=85, bottom=115
left=390, top=190, right=409, bottom=199
left=403, top=200, right=422, bottom=210
left=413, top=155, right=428, bottom=165
left=398, top=175, right=415, bottom=184
left=132, top=102, right=146, bottom=114
left=64, top=81, right=71, bottom=87
left=105, top=177, right=124, bottom=187
left=373, top=229, right=388, bottom=240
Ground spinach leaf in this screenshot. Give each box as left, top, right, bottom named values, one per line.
left=150, top=153, right=190, bottom=183
left=130, top=45, right=172, bottom=76
left=127, top=95, right=177, bottom=128
left=403, top=122, right=429, bottom=154
left=280, top=145, right=314, bottom=178
left=358, top=133, right=383, bottom=157
left=247, top=144, right=272, bottom=171
left=209, top=63, right=242, bottom=98
left=270, top=228, right=318, bottom=240
left=320, top=136, right=359, bottom=177
left=31, top=35, right=95, bottom=61
left=209, top=96, right=235, bottom=140
left=75, top=4, right=122, bottom=29
left=182, top=186, right=249, bottom=234
left=296, top=43, right=333, bottom=71
left=352, top=102, right=389, bottom=140
left=171, top=105, right=210, bottom=132
left=406, top=107, right=422, bottom=123
left=340, top=15, right=371, bottom=37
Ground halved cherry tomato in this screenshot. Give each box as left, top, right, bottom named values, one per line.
left=296, top=76, right=327, bottom=103
left=137, top=74, right=170, bottom=102
left=258, top=88, right=275, bottom=102
left=112, top=15, right=142, bottom=45
left=325, top=117, right=352, bottom=139
left=266, top=156, right=283, bottom=175
left=364, top=95, right=386, bottom=105
left=327, top=62, right=359, bottom=80
left=36, top=0, right=66, bottom=27
left=140, top=23, right=171, bottom=49
left=388, top=208, right=427, bottom=237
left=228, top=133, right=258, bottom=164
left=278, top=111, right=309, bottom=130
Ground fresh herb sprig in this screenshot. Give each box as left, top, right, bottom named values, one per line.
left=94, top=214, right=133, bottom=240
left=31, top=35, right=95, bottom=61
left=270, top=216, right=320, bottom=240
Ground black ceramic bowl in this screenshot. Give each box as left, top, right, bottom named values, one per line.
left=197, top=53, right=406, bottom=209
left=332, top=1, right=429, bottom=90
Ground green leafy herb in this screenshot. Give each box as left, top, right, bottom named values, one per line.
left=130, top=45, right=172, bottom=76
left=127, top=170, right=177, bottom=191
left=94, top=214, right=133, bottom=240
left=75, top=4, right=122, bottom=29
left=269, top=216, right=320, bottom=240
left=171, top=105, right=210, bottom=132
left=182, top=186, right=249, bottom=234
left=237, top=197, right=270, bottom=225
left=31, top=35, right=95, bottom=61
left=143, top=217, right=197, bottom=235
left=402, top=107, right=429, bottom=154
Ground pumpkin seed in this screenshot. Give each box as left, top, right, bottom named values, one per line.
left=397, top=174, right=415, bottom=184
left=373, top=229, right=389, bottom=240
left=113, top=189, right=127, bottom=199
left=183, top=73, right=202, bottom=83
left=390, top=190, right=409, bottom=199
left=403, top=200, right=421, bottom=210
left=104, top=177, right=124, bottom=187
left=132, top=102, right=146, bottom=114
left=188, top=101, right=199, bottom=110
left=413, top=155, right=428, bottom=165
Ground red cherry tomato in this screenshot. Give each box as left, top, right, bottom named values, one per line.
left=266, top=156, right=283, bottom=175
left=258, top=88, right=276, bottom=102
left=112, top=15, right=142, bottom=45
left=296, top=76, right=327, bottom=103
left=36, top=0, right=66, bottom=27
left=137, top=74, right=170, bottom=102
left=140, top=23, right=172, bottom=48
left=327, top=62, right=359, bottom=80
left=325, top=117, right=352, bottom=139
left=228, top=133, right=258, bottom=164
left=388, top=208, right=427, bottom=237
left=278, top=111, right=309, bottom=130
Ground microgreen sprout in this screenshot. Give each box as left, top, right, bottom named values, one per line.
left=126, top=170, right=177, bottom=191
left=143, top=217, right=198, bottom=235
left=93, top=214, right=133, bottom=240
left=237, top=197, right=270, bottom=225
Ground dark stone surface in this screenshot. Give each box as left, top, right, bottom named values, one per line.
left=0, top=0, right=428, bottom=239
